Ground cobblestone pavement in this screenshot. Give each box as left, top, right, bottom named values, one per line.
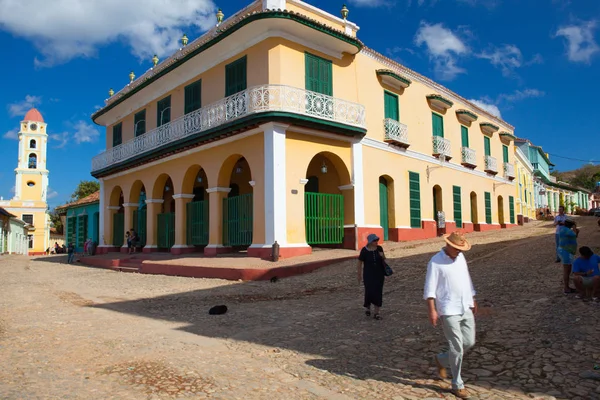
left=2, top=218, right=600, bottom=399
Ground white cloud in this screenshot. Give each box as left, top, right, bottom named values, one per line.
left=498, top=88, right=545, bottom=102
left=477, top=44, right=522, bottom=77
left=0, top=0, right=217, bottom=67
left=49, top=132, right=70, bottom=148
left=72, top=121, right=100, bottom=144
left=47, top=189, right=59, bottom=199
left=414, top=22, right=469, bottom=80
left=555, top=21, right=600, bottom=63
left=7, top=95, right=42, bottom=117
left=3, top=129, right=18, bottom=140
left=468, top=99, right=502, bottom=119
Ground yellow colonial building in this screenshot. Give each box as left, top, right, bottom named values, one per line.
left=91, top=0, right=518, bottom=258
left=0, top=108, right=51, bottom=255
left=514, top=144, right=536, bottom=222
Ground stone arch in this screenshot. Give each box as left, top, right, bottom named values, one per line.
left=182, top=165, right=209, bottom=202
left=29, top=139, right=36, bottom=149
left=109, top=186, right=124, bottom=208
left=433, top=184, right=443, bottom=222
left=304, top=151, right=352, bottom=191
left=128, top=180, right=148, bottom=204
left=217, top=154, right=253, bottom=193
left=28, top=153, right=37, bottom=169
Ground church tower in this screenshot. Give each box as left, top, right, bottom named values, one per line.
left=1, top=108, right=51, bottom=255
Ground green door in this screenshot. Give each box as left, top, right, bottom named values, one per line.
left=157, top=213, right=175, bottom=249
left=93, top=212, right=100, bottom=244
left=187, top=200, right=209, bottom=246
left=223, top=194, right=253, bottom=246
left=461, top=126, right=469, bottom=148
left=409, top=172, right=421, bottom=228
left=453, top=186, right=462, bottom=228
left=509, top=196, right=515, bottom=224
left=305, top=193, right=344, bottom=245
left=503, top=145, right=509, bottom=163
left=68, top=216, right=77, bottom=246
left=484, top=192, right=492, bottom=224
left=135, top=208, right=147, bottom=247
left=379, top=178, right=389, bottom=241
left=384, top=91, right=399, bottom=121
left=484, top=136, right=491, bottom=156
left=432, top=113, right=444, bottom=137
left=112, top=213, right=124, bottom=246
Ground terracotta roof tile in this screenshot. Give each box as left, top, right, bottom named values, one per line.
left=55, top=191, right=100, bottom=211
left=24, top=108, right=44, bottom=123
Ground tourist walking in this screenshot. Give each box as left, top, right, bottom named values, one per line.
left=557, top=218, right=579, bottom=294
left=357, top=233, right=387, bottom=320
left=424, top=231, right=476, bottom=399
left=67, top=243, right=75, bottom=264
left=553, top=206, right=567, bottom=262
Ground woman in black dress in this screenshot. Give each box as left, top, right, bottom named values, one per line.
left=357, top=233, right=387, bottom=320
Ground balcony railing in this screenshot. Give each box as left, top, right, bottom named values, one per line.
left=383, top=118, right=409, bottom=147
left=92, top=84, right=366, bottom=172
left=484, top=155, right=498, bottom=174
left=461, top=147, right=476, bottom=167
left=432, top=136, right=451, bottom=160
left=504, top=162, right=515, bottom=179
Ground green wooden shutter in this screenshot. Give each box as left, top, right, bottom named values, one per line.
left=225, top=56, right=247, bottom=97
left=184, top=80, right=202, bottom=114
left=384, top=91, right=399, bottom=121
left=484, top=192, right=492, bottom=224
left=409, top=172, right=421, bottom=228
left=134, top=110, right=146, bottom=137
left=156, top=96, right=171, bottom=126
left=509, top=196, right=515, bottom=224
left=503, top=145, right=509, bottom=163
left=379, top=178, right=389, bottom=240
left=305, top=53, right=332, bottom=96
left=112, top=123, right=122, bottom=147
left=461, top=126, right=469, bottom=148
left=484, top=136, right=491, bottom=156
left=77, top=215, right=88, bottom=248
left=67, top=216, right=76, bottom=246
left=432, top=113, right=444, bottom=137
left=453, top=186, right=462, bottom=228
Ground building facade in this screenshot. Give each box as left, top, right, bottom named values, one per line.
left=90, top=0, right=519, bottom=258
left=56, top=191, right=100, bottom=253
left=0, top=207, right=30, bottom=255
left=514, top=146, right=536, bottom=222
left=0, top=108, right=51, bottom=255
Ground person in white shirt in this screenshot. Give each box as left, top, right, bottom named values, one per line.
left=423, top=231, right=477, bottom=399
left=553, top=206, right=567, bottom=263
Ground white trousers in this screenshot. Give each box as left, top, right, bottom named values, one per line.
left=436, top=308, right=476, bottom=389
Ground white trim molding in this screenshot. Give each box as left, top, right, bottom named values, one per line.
left=299, top=178, right=309, bottom=185
left=145, top=199, right=165, bottom=204
left=99, top=178, right=105, bottom=246
left=122, top=203, right=139, bottom=207
left=352, top=142, right=365, bottom=226
left=249, top=180, right=256, bottom=187
left=338, top=184, right=354, bottom=191
left=172, top=244, right=194, bottom=249
left=206, top=187, right=232, bottom=194
left=172, top=194, right=195, bottom=199
left=263, top=123, right=287, bottom=245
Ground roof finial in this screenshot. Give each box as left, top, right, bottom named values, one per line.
left=341, top=4, right=349, bottom=20
left=216, top=8, right=224, bottom=26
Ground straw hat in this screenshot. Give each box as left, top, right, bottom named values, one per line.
left=443, top=231, right=471, bottom=251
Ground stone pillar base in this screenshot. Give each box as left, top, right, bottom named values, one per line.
left=247, top=244, right=312, bottom=259
left=462, top=222, right=474, bottom=233
left=474, top=223, right=502, bottom=232
left=204, top=245, right=232, bottom=257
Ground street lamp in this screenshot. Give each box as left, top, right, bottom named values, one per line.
left=159, top=107, right=171, bottom=126
left=134, top=119, right=146, bottom=137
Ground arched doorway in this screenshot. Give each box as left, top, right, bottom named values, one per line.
left=305, top=152, right=352, bottom=247
left=129, top=180, right=147, bottom=248
left=109, top=187, right=124, bottom=247
left=182, top=166, right=209, bottom=248
left=153, top=174, right=175, bottom=250
left=498, top=196, right=505, bottom=225
left=221, top=156, right=253, bottom=249
left=470, top=192, right=478, bottom=224
left=433, top=185, right=443, bottom=234
left=379, top=176, right=395, bottom=241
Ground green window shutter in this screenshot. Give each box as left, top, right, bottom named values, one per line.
left=184, top=80, right=202, bottom=114
left=67, top=216, right=77, bottom=246
left=384, top=91, right=399, bottom=121
left=432, top=113, right=444, bottom=137
left=134, top=110, right=146, bottom=137
left=453, top=186, right=462, bottom=228
left=225, top=56, right=247, bottom=97
left=484, top=192, right=492, bottom=224
left=156, top=96, right=171, bottom=127
left=409, top=172, right=421, bottom=228
left=503, top=145, right=509, bottom=163
left=509, top=196, right=515, bottom=224
left=112, top=123, right=122, bottom=147
left=77, top=215, right=88, bottom=248
left=305, top=53, right=333, bottom=96
left=461, top=126, right=469, bottom=148
left=484, top=136, right=491, bottom=156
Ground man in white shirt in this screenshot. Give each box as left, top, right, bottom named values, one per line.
left=424, top=231, right=477, bottom=399
left=553, top=206, right=567, bottom=263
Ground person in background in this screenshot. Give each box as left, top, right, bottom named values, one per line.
left=557, top=218, right=579, bottom=294
left=553, top=206, right=567, bottom=263
left=67, top=243, right=75, bottom=264
left=572, top=246, right=600, bottom=302
left=357, top=233, right=387, bottom=320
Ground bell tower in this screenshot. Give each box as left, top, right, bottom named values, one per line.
left=14, top=108, right=49, bottom=203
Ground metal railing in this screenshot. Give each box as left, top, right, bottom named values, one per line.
left=484, top=155, right=498, bottom=173
left=92, top=84, right=366, bottom=172
left=504, top=162, right=515, bottom=179
left=432, top=136, right=451, bottom=158
left=383, top=118, right=409, bottom=146
left=461, top=147, right=476, bottom=166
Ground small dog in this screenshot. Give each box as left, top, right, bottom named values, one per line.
left=208, top=305, right=228, bottom=315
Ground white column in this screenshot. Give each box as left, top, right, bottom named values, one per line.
left=263, top=123, right=288, bottom=245
left=98, top=178, right=105, bottom=246
left=352, top=141, right=365, bottom=226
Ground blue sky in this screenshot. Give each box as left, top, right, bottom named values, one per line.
left=0, top=0, right=599, bottom=209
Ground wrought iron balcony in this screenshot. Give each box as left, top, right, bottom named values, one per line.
left=432, top=136, right=451, bottom=160
left=92, top=85, right=366, bottom=172
left=383, top=118, right=409, bottom=148
left=504, top=162, right=515, bottom=180
left=484, top=155, right=498, bottom=174
left=461, top=147, right=476, bottom=168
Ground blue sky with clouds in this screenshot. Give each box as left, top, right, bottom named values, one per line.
left=0, top=0, right=598, bottom=208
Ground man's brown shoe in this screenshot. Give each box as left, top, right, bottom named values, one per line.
left=433, top=356, right=447, bottom=379
left=452, top=388, right=470, bottom=399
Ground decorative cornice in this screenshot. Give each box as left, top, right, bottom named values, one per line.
left=338, top=184, right=354, bottom=191
left=426, top=94, right=454, bottom=110
left=376, top=69, right=411, bottom=89
left=206, top=187, right=232, bottom=194
left=361, top=47, right=514, bottom=130
left=499, top=131, right=516, bottom=142
left=122, top=203, right=139, bottom=207
left=480, top=122, right=499, bottom=136
left=456, top=109, right=478, bottom=124
left=145, top=199, right=164, bottom=204
left=172, top=194, right=195, bottom=199
left=299, top=178, right=309, bottom=185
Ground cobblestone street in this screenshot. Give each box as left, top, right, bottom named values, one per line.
left=1, top=218, right=600, bottom=399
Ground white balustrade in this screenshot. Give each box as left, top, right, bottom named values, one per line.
left=383, top=118, right=409, bottom=146
left=92, top=85, right=366, bottom=172
left=432, top=136, right=451, bottom=158
left=484, top=155, right=498, bottom=173
left=503, top=162, right=515, bottom=179
left=461, top=147, right=476, bottom=166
